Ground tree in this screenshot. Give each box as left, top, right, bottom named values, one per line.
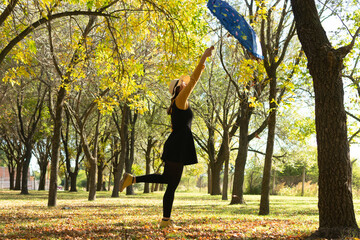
left=34, top=136, right=51, bottom=190
left=0, top=132, right=23, bottom=190
left=16, top=81, right=46, bottom=194
left=291, top=0, right=360, bottom=237
left=193, top=54, right=240, bottom=196
left=48, top=14, right=98, bottom=206
left=258, top=0, right=298, bottom=215
left=61, top=110, right=83, bottom=192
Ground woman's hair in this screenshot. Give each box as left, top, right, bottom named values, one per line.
left=167, top=86, right=181, bottom=115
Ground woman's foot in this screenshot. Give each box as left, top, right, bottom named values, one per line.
left=159, top=218, right=180, bottom=229
left=119, top=173, right=134, bottom=192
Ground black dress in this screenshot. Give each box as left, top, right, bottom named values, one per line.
left=161, top=103, right=198, bottom=165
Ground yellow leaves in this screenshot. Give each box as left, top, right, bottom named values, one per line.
left=249, top=96, right=262, bottom=108
left=128, top=95, right=148, bottom=114
left=236, top=58, right=264, bottom=84
left=95, top=96, right=119, bottom=115
left=2, top=66, right=35, bottom=86
left=255, top=0, right=268, bottom=19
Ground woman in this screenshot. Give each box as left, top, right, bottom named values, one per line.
left=119, top=46, right=214, bottom=228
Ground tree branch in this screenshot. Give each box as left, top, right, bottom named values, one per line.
left=349, top=128, right=360, bottom=143
left=0, top=0, right=19, bottom=27
left=248, top=148, right=287, bottom=159
left=335, top=27, right=360, bottom=58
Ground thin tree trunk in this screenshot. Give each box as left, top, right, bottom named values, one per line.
left=48, top=86, right=66, bottom=206
left=259, top=109, right=276, bottom=215
left=82, top=112, right=101, bottom=201
left=231, top=109, right=249, bottom=204
left=221, top=130, right=230, bottom=200
left=259, top=67, right=277, bottom=215
left=21, top=145, right=32, bottom=194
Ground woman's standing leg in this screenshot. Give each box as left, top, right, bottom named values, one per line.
left=161, top=161, right=184, bottom=218
left=122, top=160, right=184, bottom=225
left=136, top=161, right=184, bottom=218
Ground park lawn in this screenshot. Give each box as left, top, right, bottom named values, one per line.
left=0, top=190, right=360, bottom=239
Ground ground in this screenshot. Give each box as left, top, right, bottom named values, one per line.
left=1, top=190, right=360, bottom=239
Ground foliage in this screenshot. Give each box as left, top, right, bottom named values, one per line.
left=276, top=181, right=318, bottom=197
left=0, top=190, right=336, bottom=239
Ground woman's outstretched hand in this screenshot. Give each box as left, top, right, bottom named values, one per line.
left=200, top=46, right=215, bottom=65
left=203, top=46, right=214, bottom=58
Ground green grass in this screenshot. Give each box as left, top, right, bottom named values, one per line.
left=1, top=190, right=360, bottom=239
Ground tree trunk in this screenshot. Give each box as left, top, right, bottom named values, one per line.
left=259, top=107, right=276, bottom=215
left=48, top=15, right=96, bottom=207
left=62, top=113, right=71, bottom=192
left=291, top=0, right=359, bottom=237
left=85, top=169, right=89, bottom=192
left=69, top=142, right=82, bottom=192
left=97, top=162, right=104, bottom=191
left=210, top=162, right=222, bottom=195
left=222, top=130, right=230, bottom=200
left=69, top=172, right=78, bottom=192
left=64, top=173, right=69, bottom=191
left=207, top=165, right=211, bottom=194
left=38, top=164, right=47, bottom=190
left=231, top=109, right=249, bottom=204
left=9, top=166, right=15, bottom=190
left=111, top=104, right=129, bottom=197
left=125, top=109, right=137, bottom=195
left=259, top=67, right=277, bottom=215
left=108, top=167, right=112, bottom=191
left=14, top=162, right=22, bottom=190
left=222, top=156, right=229, bottom=200
left=87, top=158, right=97, bottom=200
left=83, top=112, right=101, bottom=201
left=21, top=144, right=32, bottom=194
left=48, top=86, right=66, bottom=206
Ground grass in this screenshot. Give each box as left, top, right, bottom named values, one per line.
left=0, top=190, right=360, bottom=239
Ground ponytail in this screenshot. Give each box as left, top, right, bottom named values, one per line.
left=167, top=86, right=181, bottom=115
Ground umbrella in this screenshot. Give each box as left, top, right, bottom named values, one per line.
left=207, top=0, right=264, bottom=60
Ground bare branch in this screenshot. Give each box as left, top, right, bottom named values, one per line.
left=346, top=110, right=360, bottom=122
left=349, top=128, right=360, bottom=143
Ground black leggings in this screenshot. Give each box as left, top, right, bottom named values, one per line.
left=135, top=161, right=184, bottom=218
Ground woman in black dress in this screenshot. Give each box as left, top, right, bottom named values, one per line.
left=119, top=46, right=214, bottom=228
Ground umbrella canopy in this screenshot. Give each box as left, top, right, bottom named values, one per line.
left=207, top=0, right=264, bottom=60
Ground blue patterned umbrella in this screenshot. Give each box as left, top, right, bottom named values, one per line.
left=207, top=0, right=264, bottom=60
